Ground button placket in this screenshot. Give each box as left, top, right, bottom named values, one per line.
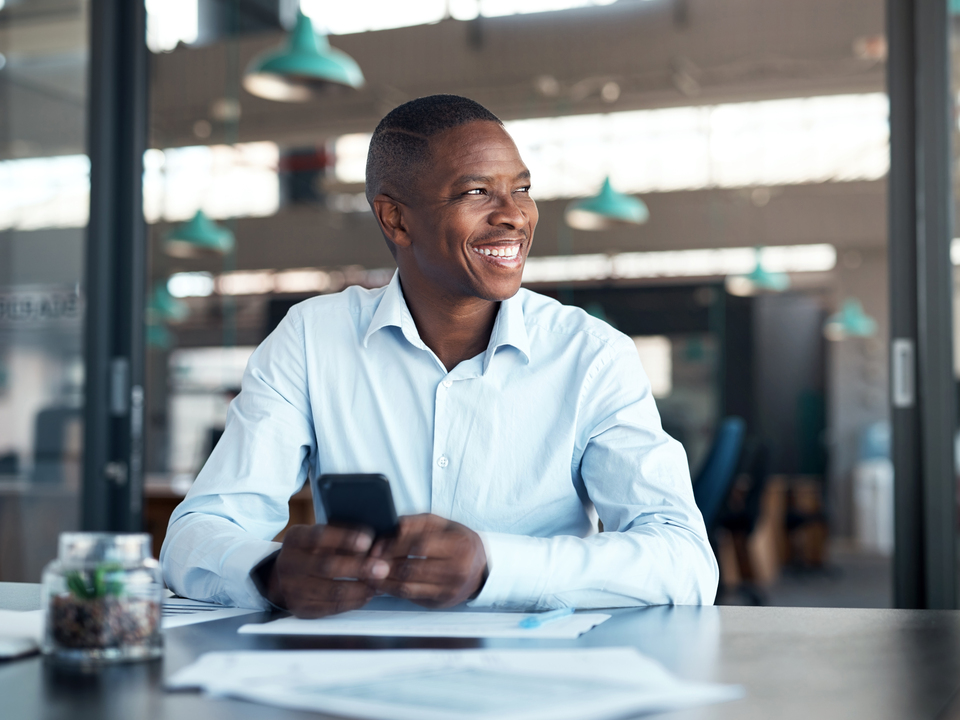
left=431, top=375, right=450, bottom=511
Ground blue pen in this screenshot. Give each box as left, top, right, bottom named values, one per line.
left=518, top=607, right=576, bottom=629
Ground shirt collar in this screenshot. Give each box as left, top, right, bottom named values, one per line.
left=363, top=271, right=424, bottom=349
left=483, top=290, right=531, bottom=373
left=363, top=270, right=531, bottom=370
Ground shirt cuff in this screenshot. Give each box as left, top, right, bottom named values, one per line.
left=467, top=531, right=551, bottom=610
left=249, top=549, right=284, bottom=612
left=223, top=538, right=283, bottom=609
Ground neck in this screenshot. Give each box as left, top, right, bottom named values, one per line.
left=399, top=279, right=499, bottom=372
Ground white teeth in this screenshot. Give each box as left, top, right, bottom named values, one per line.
left=476, top=246, right=519, bottom=259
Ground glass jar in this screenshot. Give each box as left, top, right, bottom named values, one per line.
left=41, top=533, right=162, bottom=663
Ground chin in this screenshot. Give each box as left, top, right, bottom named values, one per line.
left=477, top=278, right=523, bottom=302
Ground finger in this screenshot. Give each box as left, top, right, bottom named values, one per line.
left=397, top=514, right=448, bottom=536
left=298, top=554, right=390, bottom=581
left=377, top=515, right=451, bottom=559
left=387, top=557, right=459, bottom=586
left=380, top=529, right=468, bottom=563
left=286, top=524, right=373, bottom=555
left=399, top=531, right=468, bottom=560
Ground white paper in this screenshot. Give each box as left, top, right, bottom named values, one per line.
left=0, top=609, right=43, bottom=658
left=238, top=610, right=609, bottom=639
left=167, top=647, right=743, bottom=720
left=162, top=597, right=259, bottom=629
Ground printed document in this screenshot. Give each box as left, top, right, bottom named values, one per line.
left=238, top=610, right=609, bottom=639
left=167, top=647, right=743, bottom=720
left=162, top=595, right=258, bottom=629
left=0, top=609, right=42, bottom=658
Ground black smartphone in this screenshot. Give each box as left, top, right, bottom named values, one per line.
left=316, top=473, right=400, bottom=538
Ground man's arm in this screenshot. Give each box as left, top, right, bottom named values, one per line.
left=160, top=307, right=316, bottom=608
left=466, top=333, right=718, bottom=610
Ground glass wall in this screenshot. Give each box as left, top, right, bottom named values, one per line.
left=0, top=0, right=89, bottom=581
left=950, top=6, right=960, bottom=600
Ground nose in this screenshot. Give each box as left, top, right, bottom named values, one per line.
left=489, top=191, right=529, bottom=229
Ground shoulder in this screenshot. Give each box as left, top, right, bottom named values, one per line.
left=259, top=283, right=389, bottom=356
left=516, top=288, right=632, bottom=356
left=288, top=283, right=387, bottom=324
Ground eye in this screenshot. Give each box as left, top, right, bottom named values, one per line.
left=515, top=186, right=531, bottom=194
left=464, top=188, right=485, bottom=195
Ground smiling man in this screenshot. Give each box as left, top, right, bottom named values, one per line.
left=160, top=95, right=718, bottom=616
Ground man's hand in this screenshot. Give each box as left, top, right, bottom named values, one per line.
left=265, top=524, right=390, bottom=618
left=370, top=514, right=488, bottom=608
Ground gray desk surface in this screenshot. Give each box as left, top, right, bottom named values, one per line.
left=3, top=581, right=960, bottom=720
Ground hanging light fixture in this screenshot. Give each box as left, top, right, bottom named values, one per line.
left=164, top=210, right=235, bottom=258
left=145, top=282, right=189, bottom=350
left=146, top=282, right=190, bottom=324
left=243, top=12, right=365, bottom=103
left=725, top=247, right=790, bottom=297
left=823, top=298, right=878, bottom=341
left=146, top=323, right=173, bottom=350
left=564, top=177, right=649, bottom=231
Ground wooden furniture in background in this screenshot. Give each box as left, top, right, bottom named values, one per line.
left=144, top=480, right=314, bottom=559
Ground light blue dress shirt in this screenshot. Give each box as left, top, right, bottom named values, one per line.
left=161, top=272, right=718, bottom=610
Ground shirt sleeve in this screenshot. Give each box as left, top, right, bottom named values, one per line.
left=469, top=333, right=719, bottom=610
left=159, top=306, right=317, bottom=609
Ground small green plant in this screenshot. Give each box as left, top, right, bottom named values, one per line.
left=65, top=563, right=124, bottom=600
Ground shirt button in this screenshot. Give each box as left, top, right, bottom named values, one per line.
left=437, top=456, right=449, bottom=468
left=442, top=379, right=453, bottom=388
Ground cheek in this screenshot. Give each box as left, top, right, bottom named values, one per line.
left=524, top=201, right=539, bottom=235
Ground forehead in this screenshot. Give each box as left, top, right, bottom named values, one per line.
left=426, top=121, right=527, bottom=182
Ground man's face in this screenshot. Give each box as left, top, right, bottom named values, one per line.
left=400, top=121, right=538, bottom=303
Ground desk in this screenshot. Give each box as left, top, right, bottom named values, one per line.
left=3, top=582, right=960, bottom=720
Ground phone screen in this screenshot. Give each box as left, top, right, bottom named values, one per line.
left=317, top=473, right=399, bottom=537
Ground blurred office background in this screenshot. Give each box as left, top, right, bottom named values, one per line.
left=1, top=0, right=957, bottom=609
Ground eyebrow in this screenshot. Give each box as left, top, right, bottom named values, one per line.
left=452, top=170, right=531, bottom=186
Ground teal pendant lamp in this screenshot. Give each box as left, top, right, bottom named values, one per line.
left=146, top=323, right=173, bottom=350
left=725, top=247, right=790, bottom=296
left=146, top=283, right=189, bottom=324
left=164, top=210, right=235, bottom=259
left=565, top=177, right=649, bottom=231
left=823, top=298, right=878, bottom=341
left=243, top=12, right=365, bottom=102
left=145, top=282, right=189, bottom=350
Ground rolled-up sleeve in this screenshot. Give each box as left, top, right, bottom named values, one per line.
left=471, top=334, right=718, bottom=610
left=160, top=306, right=317, bottom=609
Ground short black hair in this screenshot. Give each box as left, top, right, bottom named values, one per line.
left=364, top=94, right=502, bottom=206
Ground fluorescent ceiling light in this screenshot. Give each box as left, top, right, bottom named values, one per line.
left=274, top=269, right=335, bottom=294
left=334, top=94, right=889, bottom=197
left=163, top=244, right=834, bottom=301
left=145, top=0, right=198, bottom=53
left=167, top=272, right=215, bottom=298
left=521, top=244, right=837, bottom=284
left=301, top=0, right=624, bottom=35
left=217, top=271, right=276, bottom=296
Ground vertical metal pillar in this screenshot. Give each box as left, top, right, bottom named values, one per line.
left=888, top=0, right=956, bottom=609
left=83, top=0, right=148, bottom=532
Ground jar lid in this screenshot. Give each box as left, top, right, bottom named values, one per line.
left=57, top=533, right=152, bottom=565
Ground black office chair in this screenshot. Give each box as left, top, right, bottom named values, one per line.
left=717, top=437, right=770, bottom=605
left=692, top=416, right=746, bottom=535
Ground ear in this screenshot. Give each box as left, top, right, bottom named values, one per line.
left=372, top=194, right=412, bottom=252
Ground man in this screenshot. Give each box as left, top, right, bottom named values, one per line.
left=161, top=95, right=718, bottom=616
